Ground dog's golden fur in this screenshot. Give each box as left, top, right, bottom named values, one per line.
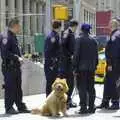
left=31, top=78, right=69, bottom=117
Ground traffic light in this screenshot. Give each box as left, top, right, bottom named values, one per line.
left=53, top=5, right=68, bottom=20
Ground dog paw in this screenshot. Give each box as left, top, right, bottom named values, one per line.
left=31, top=109, right=41, bottom=114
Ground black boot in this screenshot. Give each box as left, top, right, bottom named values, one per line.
left=108, top=102, right=119, bottom=110
left=87, top=107, right=96, bottom=114
left=67, top=101, right=77, bottom=109
left=6, top=107, right=18, bottom=114
left=76, top=107, right=88, bottom=114
left=18, top=103, right=31, bottom=113
left=96, top=102, right=109, bottom=109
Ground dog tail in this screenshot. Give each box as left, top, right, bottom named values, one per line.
left=31, top=108, right=41, bottom=114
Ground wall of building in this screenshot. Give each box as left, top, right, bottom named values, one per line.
left=80, top=0, right=96, bottom=34
left=0, top=0, right=46, bottom=53
left=52, top=0, right=96, bottom=34
left=96, top=0, right=120, bottom=18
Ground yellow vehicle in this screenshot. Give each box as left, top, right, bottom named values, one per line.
left=95, top=50, right=106, bottom=83
left=96, top=51, right=106, bottom=76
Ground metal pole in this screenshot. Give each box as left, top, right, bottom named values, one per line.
left=22, top=14, right=25, bottom=54
left=73, top=0, right=81, bottom=37
left=45, top=0, right=52, bottom=36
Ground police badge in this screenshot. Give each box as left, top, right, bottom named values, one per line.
left=51, top=37, right=56, bottom=43
left=2, top=38, right=8, bottom=45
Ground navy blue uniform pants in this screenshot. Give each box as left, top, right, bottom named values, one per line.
left=60, top=57, right=74, bottom=103
left=2, top=67, right=25, bottom=111
left=76, top=71, right=96, bottom=109
left=44, top=62, right=58, bottom=97
left=102, top=70, right=119, bottom=105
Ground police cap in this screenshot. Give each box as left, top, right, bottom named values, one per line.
left=81, top=23, right=92, bottom=32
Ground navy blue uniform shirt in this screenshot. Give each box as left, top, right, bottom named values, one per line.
left=105, top=29, right=120, bottom=66
left=62, top=27, right=75, bottom=57
left=44, top=30, right=60, bottom=59
left=0, top=30, right=21, bottom=66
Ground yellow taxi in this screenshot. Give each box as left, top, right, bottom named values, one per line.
left=95, top=49, right=106, bottom=83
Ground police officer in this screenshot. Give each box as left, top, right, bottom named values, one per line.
left=0, top=18, right=30, bottom=114
left=97, top=19, right=120, bottom=110
left=73, top=24, right=98, bottom=114
left=60, top=20, right=78, bottom=108
left=44, top=20, right=61, bottom=97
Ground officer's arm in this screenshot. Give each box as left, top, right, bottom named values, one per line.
left=94, top=39, right=99, bottom=67
left=96, top=43, right=99, bottom=68
left=116, top=34, right=120, bottom=59
left=105, top=41, right=112, bottom=65
left=73, top=38, right=81, bottom=73
left=69, top=36, right=75, bottom=55
left=1, top=38, right=19, bottom=61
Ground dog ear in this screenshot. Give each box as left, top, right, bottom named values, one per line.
left=52, top=78, right=60, bottom=90
left=52, top=80, right=56, bottom=90
left=62, top=79, right=69, bottom=93
left=52, top=82, right=55, bottom=90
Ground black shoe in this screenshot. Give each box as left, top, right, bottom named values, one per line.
left=87, top=108, right=96, bottom=114
left=18, top=103, right=31, bottom=113
left=96, top=103, right=109, bottom=109
left=108, top=105, right=119, bottom=110
left=18, top=109, right=31, bottom=113
left=68, top=102, right=77, bottom=108
left=76, top=109, right=88, bottom=114
left=6, top=108, right=18, bottom=114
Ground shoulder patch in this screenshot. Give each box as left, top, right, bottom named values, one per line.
left=2, top=38, right=8, bottom=45
left=112, top=30, right=120, bottom=41
left=51, top=37, right=56, bottom=43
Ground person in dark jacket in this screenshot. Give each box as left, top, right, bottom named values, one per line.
left=60, top=20, right=78, bottom=109
left=73, top=23, right=98, bottom=114
left=97, top=19, right=120, bottom=110
left=0, top=18, right=30, bottom=114
left=44, top=20, right=61, bottom=97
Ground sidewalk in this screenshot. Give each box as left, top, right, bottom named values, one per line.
left=0, top=85, right=120, bottom=120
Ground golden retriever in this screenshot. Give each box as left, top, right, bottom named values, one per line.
left=31, top=78, right=69, bottom=117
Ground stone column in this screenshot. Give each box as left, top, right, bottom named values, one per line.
left=8, top=0, right=15, bottom=19
left=16, top=0, right=23, bottom=34
left=0, top=0, right=6, bottom=31
left=31, top=0, right=37, bottom=34
left=45, top=0, right=52, bottom=35
left=24, top=0, right=30, bottom=35
left=38, top=3, right=43, bottom=33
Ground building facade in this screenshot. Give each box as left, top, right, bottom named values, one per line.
left=52, top=0, right=96, bottom=34
left=96, top=0, right=120, bottom=18
left=0, top=0, right=45, bottom=53
left=79, top=0, right=96, bottom=34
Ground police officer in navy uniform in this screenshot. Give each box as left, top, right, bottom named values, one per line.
left=60, top=20, right=78, bottom=109
left=97, top=19, right=120, bottom=110
left=0, top=18, right=30, bottom=114
left=73, top=24, right=98, bottom=114
left=44, top=20, right=61, bottom=97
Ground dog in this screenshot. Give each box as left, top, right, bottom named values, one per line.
left=31, top=78, right=69, bottom=117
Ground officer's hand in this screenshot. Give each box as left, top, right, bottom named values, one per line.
left=2, top=84, right=5, bottom=89
left=18, top=57, right=24, bottom=65
left=73, top=72, right=78, bottom=76
left=108, top=66, right=112, bottom=71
